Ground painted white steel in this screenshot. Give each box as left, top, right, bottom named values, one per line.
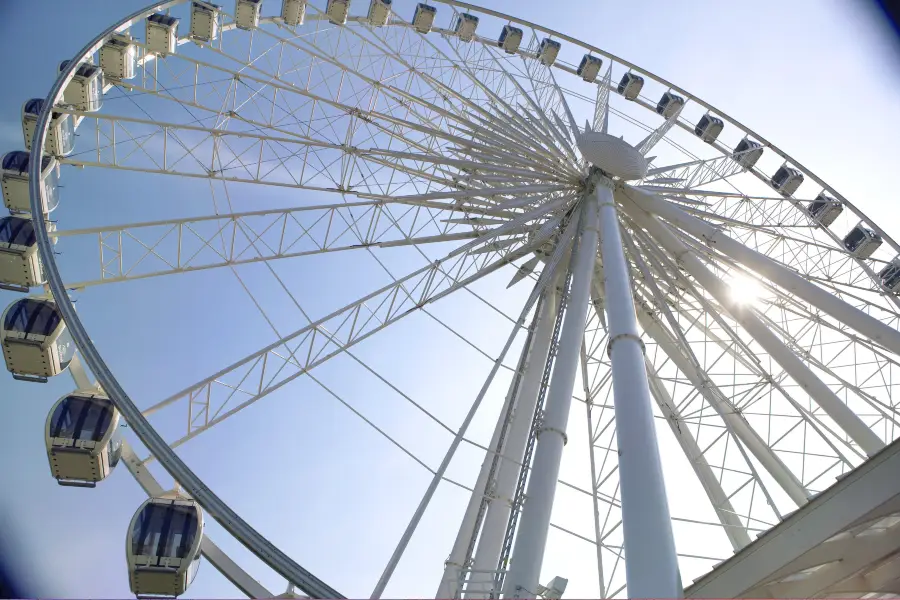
left=595, top=182, right=682, bottom=599
left=436, top=308, right=546, bottom=600
left=503, top=195, right=600, bottom=599
left=620, top=193, right=885, bottom=456
left=627, top=188, right=900, bottom=359
left=466, top=277, right=562, bottom=596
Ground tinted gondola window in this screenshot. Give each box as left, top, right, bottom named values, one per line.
left=2, top=152, right=29, bottom=173
left=49, top=396, right=114, bottom=441
left=845, top=229, right=865, bottom=251
left=24, top=99, right=43, bottom=115
left=148, top=13, right=179, bottom=26
left=4, top=299, right=61, bottom=335
left=0, top=217, right=36, bottom=246
left=170, top=508, right=200, bottom=558
left=808, top=200, right=825, bottom=216
left=132, top=504, right=199, bottom=559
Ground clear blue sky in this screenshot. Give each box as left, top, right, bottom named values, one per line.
left=0, top=0, right=898, bottom=598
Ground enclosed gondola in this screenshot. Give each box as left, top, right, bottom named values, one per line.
left=58, top=60, right=104, bottom=112
left=453, top=12, right=479, bottom=42
left=411, top=3, right=436, bottom=33
left=22, top=98, right=76, bottom=157
left=880, top=258, right=900, bottom=293
left=146, top=13, right=180, bottom=55
left=99, top=32, right=137, bottom=80
left=368, top=0, right=392, bottom=26
left=326, top=0, right=349, bottom=24
left=807, top=192, right=843, bottom=227
left=1, top=151, right=60, bottom=215
left=577, top=54, right=602, bottom=83
left=190, top=1, right=221, bottom=43
left=538, top=38, right=561, bottom=66
left=843, top=222, right=882, bottom=259
left=127, top=496, right=204, bottom=598
left=770, top=165, right=804, bottom=197
left=617, top=72, right=643, bottom=100
left=45, top=391, right=123, bottom=487
left=281, top=0, right=306, bottom=26
left=0, top=216, right=42, bottom=292
left=498, top=24, right=523, bottom=54
left=733, top=137, right=763, bottom=170
left=656, top=91, right=684, bottom=119
left=235, top=0, right=262, bottom=29
left=1, top=296, right=73, bottom=383
left=695, top=114, right=724, bottom=143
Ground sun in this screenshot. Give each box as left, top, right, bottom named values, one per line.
left=727, top=272, right=766, bottom=306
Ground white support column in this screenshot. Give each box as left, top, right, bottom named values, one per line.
left=621, top=197, right=885, bottom=457
left=437, top=285, right=559, bottom=599
left=595, top=180, right=682, bottom=599
left=502, top=193, right=602, bottom=599
left=467, top=276, right=562, bottom=596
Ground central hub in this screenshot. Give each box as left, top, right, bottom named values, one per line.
left=576, top=130, right=649, bottom=181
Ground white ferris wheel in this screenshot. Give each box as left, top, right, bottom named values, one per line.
left=4, top=0, right=900, bottom=598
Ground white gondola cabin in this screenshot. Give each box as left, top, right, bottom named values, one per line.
left=22, top=98, right=75, bottom=157
left=577, top=54, right=602, bottom=83
left=843, top=222, right=882, bottom=259
left=695, top=114, right=724, bottom=143
left=46, top=391, right=123, bottom=487
left=1, top=151, right=60, bottom=215
left=1, top=297, right=73, bottom=383
left=498, top=25, right=523, bottom=54
left=771, top=165, right=803, bottom=196
left=538, top=38, right=560, bottom=67
left=326, top=0, right=349, bottom=24
left=656, top=91, right=684, bottom=119
left=146, top=13, right=180, bottom=55
left=281, top=0, right=306, bottom=26
left=190, top=1, right=221, bottom=43
left=0, top=216, right=42, bottom=292
left=100, top=33, right=137, bottom=80
left=235, top=0, right=262, bottom=29
left=58, top=60, right=103, bottom=112
left=807, top=192, right=843, bottom=227
left=617, top=72, right=643, bottom=100
left=453, top=13, right=479, bottom=42
left=733, top=137, right=763, bottom=170
left=412, top=3, right=436, bottom=33
left=127, top=496, right=204, bottom=598
left=368, top=0, right=392, bottom=26
left=880, top=258, right=900, bottom=293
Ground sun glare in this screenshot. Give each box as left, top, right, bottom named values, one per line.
left=728, top=272, right=765, bottom=306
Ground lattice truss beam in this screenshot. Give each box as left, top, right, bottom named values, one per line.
left=54, top=198, right=549, bottom=286
left=134, top=205, right=573, bottom=448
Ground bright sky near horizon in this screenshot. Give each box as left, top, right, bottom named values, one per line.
left=0, top=0, right=899, bottom=598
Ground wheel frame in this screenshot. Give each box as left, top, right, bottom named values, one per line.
left=27, top=1, right=900, bottom=598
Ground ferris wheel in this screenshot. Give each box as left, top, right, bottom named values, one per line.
left=5, top=0, right=900, bottom=598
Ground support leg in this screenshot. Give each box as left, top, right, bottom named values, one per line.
left=437, top=285, right=558, bottom=599
left=502, top=193, right=601, bottom=599
left=466, top=277, right=562, bottom=597
left=596, top=180, right=682, bottom=599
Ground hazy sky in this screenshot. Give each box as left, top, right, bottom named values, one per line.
left=0, top=0, right=898, bottom=598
